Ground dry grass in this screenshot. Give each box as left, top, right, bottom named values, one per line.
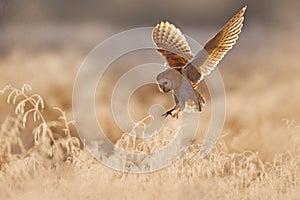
left=0, top=83, right=299, bottom=199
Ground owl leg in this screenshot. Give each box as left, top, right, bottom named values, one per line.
left=162, top=94, right=180, bottom=118
left=170, top=108, right=180, bottom=118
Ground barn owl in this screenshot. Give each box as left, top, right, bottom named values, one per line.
left=153, top=6, right=247, bottom=118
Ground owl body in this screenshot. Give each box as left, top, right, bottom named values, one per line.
left=156, top=67, right=205, bottom=117
left=153, top=6, right=247, bottom=118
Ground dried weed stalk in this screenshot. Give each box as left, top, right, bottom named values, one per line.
left=0, top=84, right=80, bottom=179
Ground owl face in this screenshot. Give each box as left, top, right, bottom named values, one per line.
left=157, top=77, right=172, bottom=93
left=156, top=68, right=182, bottom=93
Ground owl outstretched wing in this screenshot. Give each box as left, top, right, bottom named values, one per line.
left=152, top=21, right=194, bottom=68
left=184, top=6, right=246, bottom=83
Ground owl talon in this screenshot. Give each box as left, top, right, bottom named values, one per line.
left=162, top=110, right=174, bottom=118
left=162, top=108, right=180, bottom=119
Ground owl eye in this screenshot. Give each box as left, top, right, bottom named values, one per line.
left=158, top=78, right=168, bottom=84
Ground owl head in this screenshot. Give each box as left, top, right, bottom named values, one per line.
left=157, top=77, right=172, bottom=93
left=156, top=68, right=183, bottom=93
left=156, top=69, right=177, bottom=93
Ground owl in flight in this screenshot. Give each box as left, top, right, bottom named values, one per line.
left=153, top=6, right=247, bottom=118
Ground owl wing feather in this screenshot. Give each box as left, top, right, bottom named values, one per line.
left=183, top=6, right=246, bottom=84
left=152, top=21, right=194, bottom=68
left=200, top=6, right=246, bottom=77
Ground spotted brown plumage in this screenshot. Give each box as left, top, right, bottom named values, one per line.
left=153, top=6, right=247, bottom=118
left=156, top=49, right=188, bottom=69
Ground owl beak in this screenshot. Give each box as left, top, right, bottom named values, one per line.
left=159, top=84, right=171, bottom=93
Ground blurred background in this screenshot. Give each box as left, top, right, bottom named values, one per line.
left=1, top=0, right=299, bottom=51
left=0, top=0, right=299, bottom=161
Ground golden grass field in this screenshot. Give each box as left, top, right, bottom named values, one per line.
left=0, top=22, right=300, bottom=200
